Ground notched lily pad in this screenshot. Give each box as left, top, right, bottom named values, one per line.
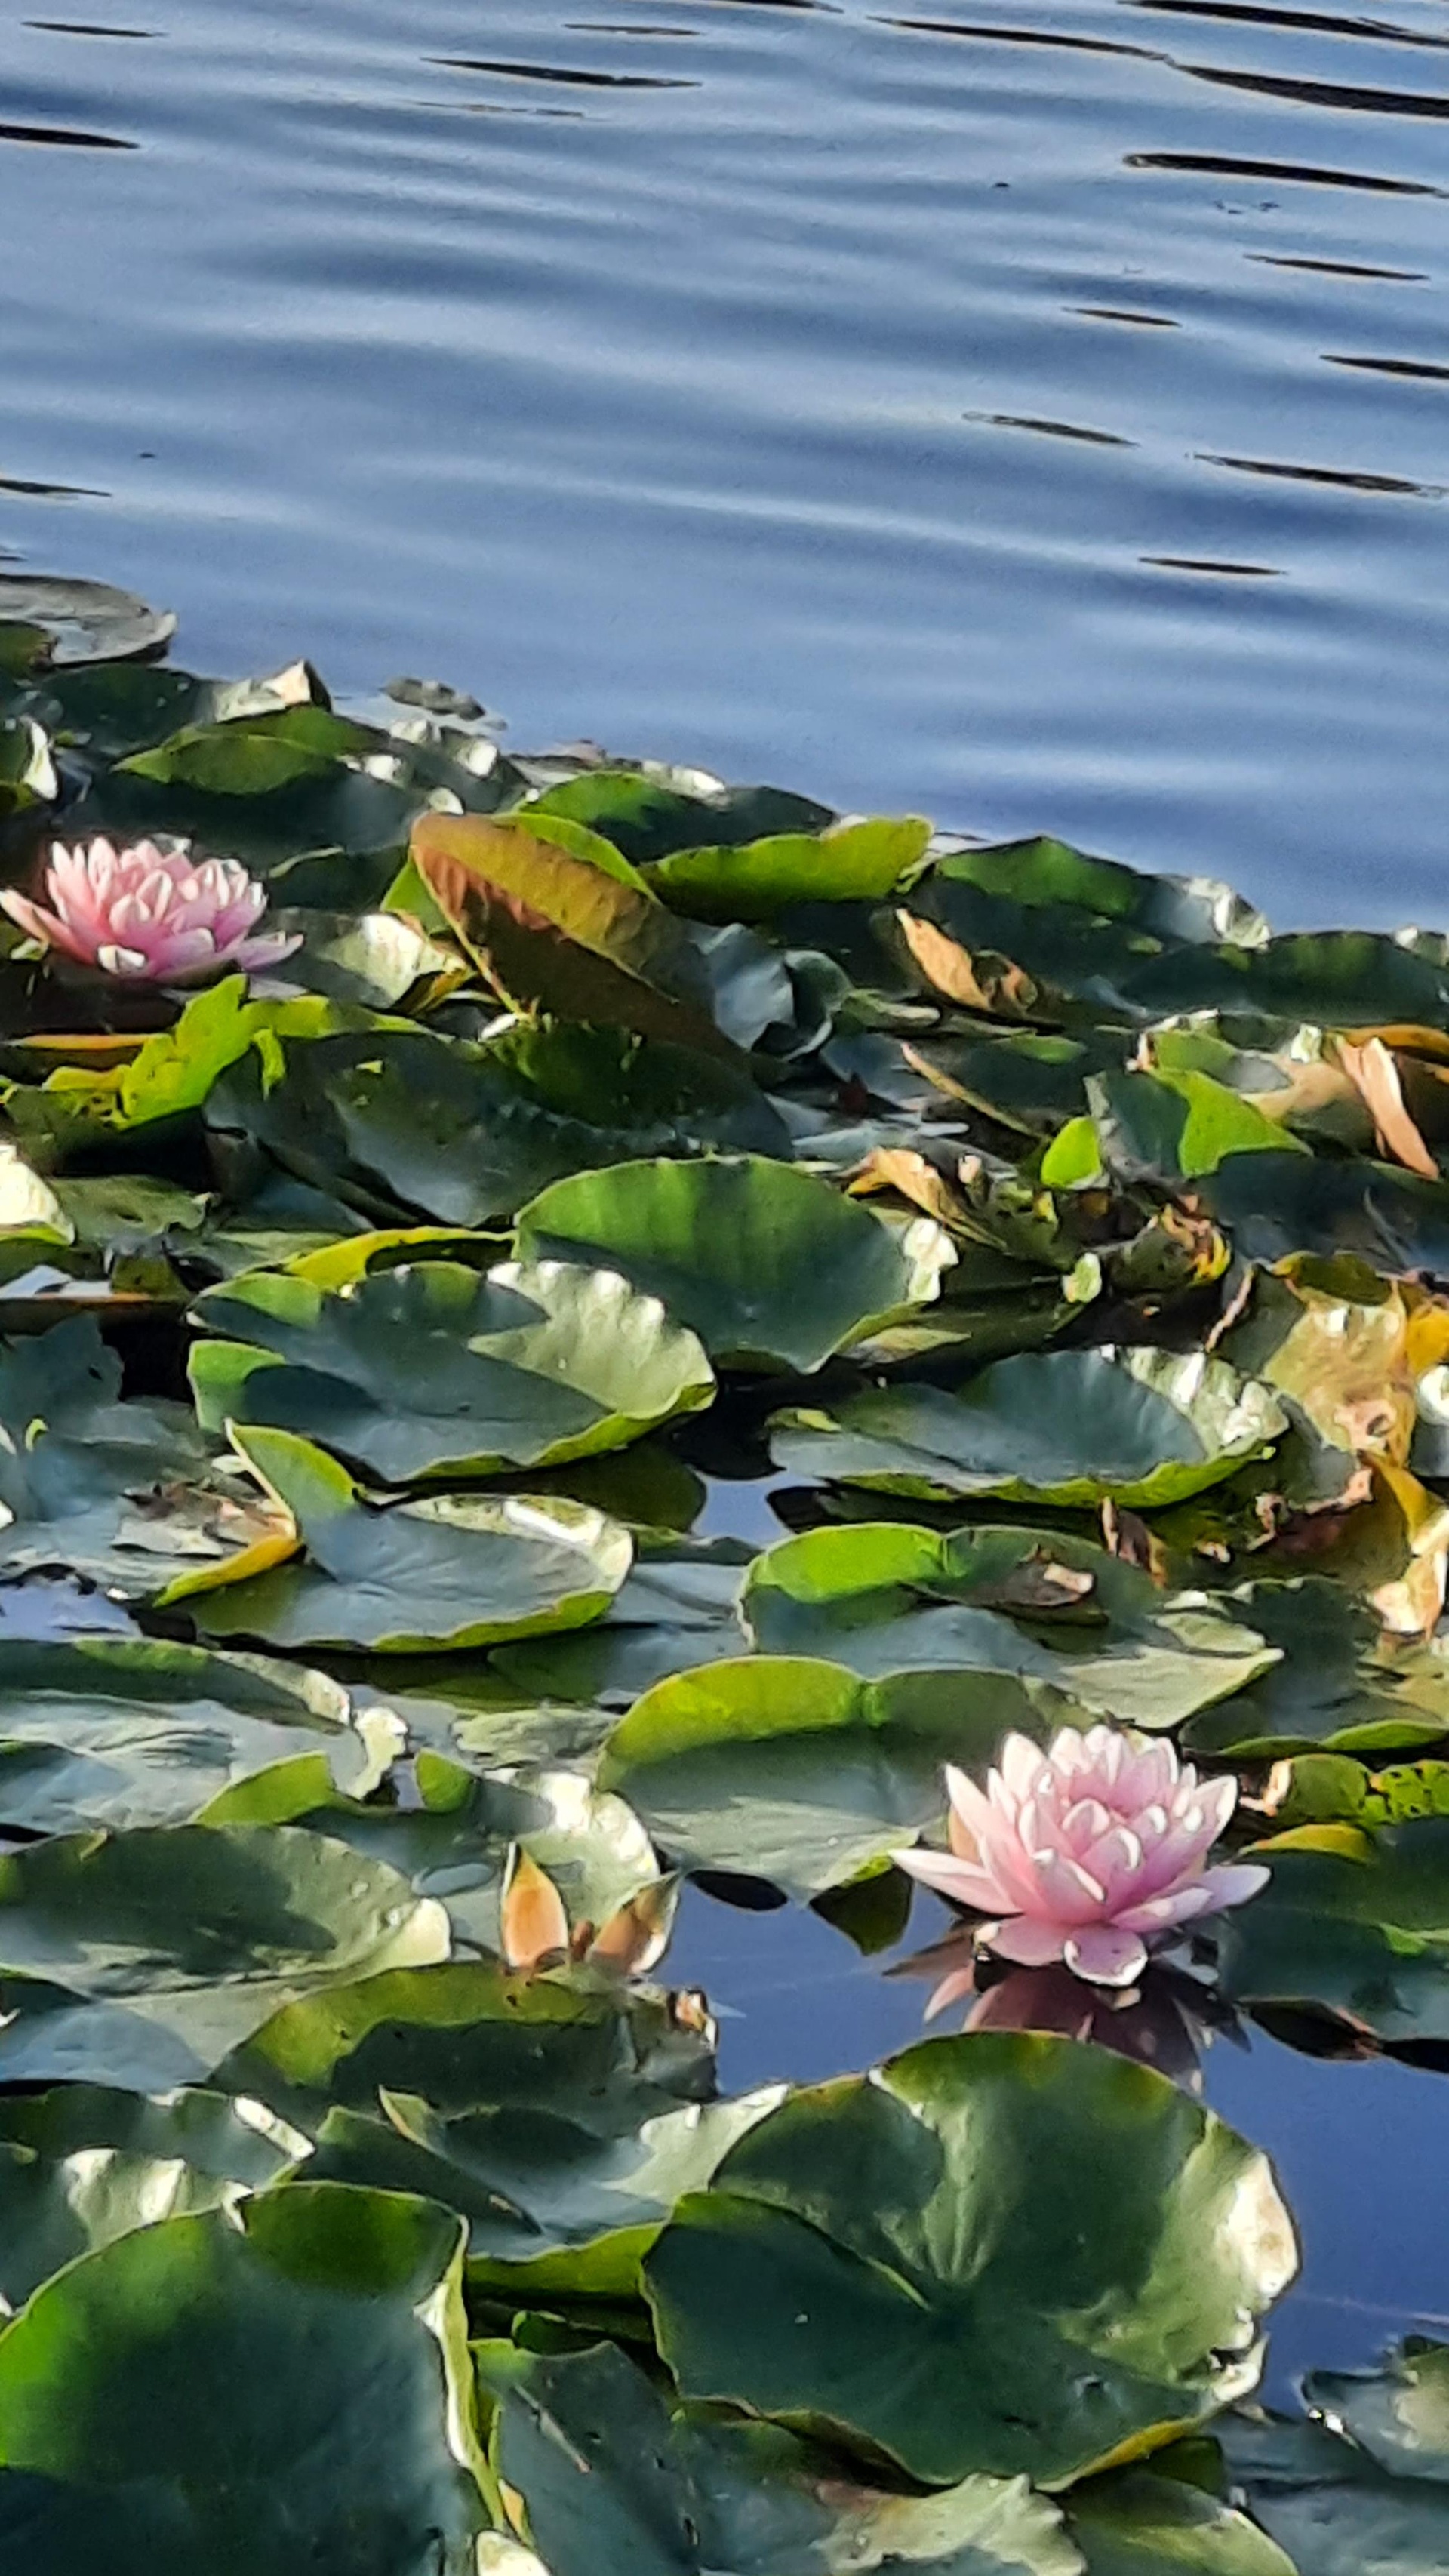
left=771, top=1346, right=1286, bottom=1510
left=182, top=1425, right=633, bottom=1654
left=190, top=1254, right=715, bottom=1482
left=643, top=2029, right=1296, bottom=2488
left=517, top=1155, right=955, bottom=1371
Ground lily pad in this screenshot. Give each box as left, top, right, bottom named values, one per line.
left=309, top=2082, right=779, bottom=2297
left=650, top=814, right=931, bottom=925
left=0, top=2184, right=485, bottom=2573
left=0, top=1821, right=450, bottom=2090
left=0, top=2082, right=300, bottom=2310
left=411, top=812, right=741, bottom=1060
left=521, top=768, right=833, bottom=866
left=184, top=1426, right=632, bottom=1655
left=1216, top=1817, right=1449, bottom=2047
left=598, top=1654, right=1092, bottom=1897
left=189, top=1256, right=714, bottom=1482
left=0, top=574, right=176, bottom=666
left=1182, top=1580, right=1449, bottom=1759
left=771, top=1346, right=1286, bottom=1510
left=0, top=1633, right=398, bottom=1833
left=1222, top=2399, right=1449, bottom=2576
left=1303, top=2342, right=1449, bottom=2483
left=488, top=2339, right=1083, bottom=2576
left=215, top=1956, right=718, bottom=2138
left=516, top=1156, right=955, bottom=1371
left=1066, top=2467, right=1294, bottom=2576
left=0, top=1313, right=235, bottom=1593
left=207, top=1020, right=783, bottom=1230
left=743, top=1523, right=1278, bottom=1729
left=643, top=2029, right=1296, bottom=2487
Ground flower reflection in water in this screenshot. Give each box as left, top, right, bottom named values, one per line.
left=891, top=1932, right=1242, bottom=2093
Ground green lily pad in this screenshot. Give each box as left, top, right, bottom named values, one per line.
left=487, top=2339, right=1083, bottom=2576
left=309, top=2082, right=779, bottom=2297
left=0, top=2082, right=301, bottom=2309
left=521, top=768, right=832, bottom=866
left=931, top=836, right=1267, bottom=951
left=598, top=1653, right=1091, bottom=1897
left=0, top=1633, right=398, bottom=1833
left=1086, top=1067, right=1306, bottom=1184
left=0, top=2184, right=485, bottom=2573
left=214, top=1956, right=718, bottom=2138
left=742, top=1523, right=1278, bottom=1729
left=1304, top=2343, right=1449, bottom=2483
left=412, top=812, right=741, bottom=1060
left=0, top=715, right=58, bottom=819
left=1067, top=2467, right=1294, bottom=2576
left=643, top=2030, right=1296, bottom=2487
left=207, top=1020, right=783, bottom=1230
left=650, top=814, right=931, bottom=925
left=184, top=1426, right=632, bottom=1654
left=1216, top=1817, right=1449, bottom=2046
left=0, top=1313, right=232, bottom=1593
left=0, top=574, right=177, bottom=666
left=516, top=1156, right=954, bottom=1371
left=1222, top=2400, right=1449, bottom=2576
left=771, top=1346, right=1286, bottom=1510
left=0, top=1821, right=450, bottom=2091
left=189, top=1256, right=714, bottom=1483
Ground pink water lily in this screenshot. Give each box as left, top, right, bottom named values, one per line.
left=894, top=1725, right=1269, bottom=1989
left=1, top=836, right=301, bottom=983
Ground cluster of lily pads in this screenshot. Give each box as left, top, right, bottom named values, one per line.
left=0, top=574, right=1447, bottom=2569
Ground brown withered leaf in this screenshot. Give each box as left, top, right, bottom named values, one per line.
left=896, top=913, right=1041, bottom=1021
left=1100, top=1500, right=1168, bottom=1583
left=1337, top=1036, right=1439, bottom=1181
left=846, top=1147, right=969, bottom=1232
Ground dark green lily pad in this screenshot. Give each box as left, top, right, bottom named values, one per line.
left=0, top=1633, right=398, bottom=1833
left=309, top=2082, right=777, bottom=2297
left=0, top=574, right=176, bottom=666
left=0, top=1821, right=449, bottom=2090
left=742, top=1522, right=1278, bottom=1728
left=0, top=2082, right=300, bottom=2309
left=184, top=1426, right=632, bottom=1655
left=190, top=1256, right=714, bottom=1483
left=1304, top=2342, right=1449, bottom=2483
left=650, top=814, right=931, bottom=925
left=1182, top=1581, right=1449, bottom=1759
left=0, top=2184, right=485, bottom=2574
left=1217, top=1816, right=1449, bottom=2045
left=1067, top=2467, right=1294, bottom=2576
left=771, top=1346, right=1286, bottom=1510
left=643, top=2030, right=1296, bottom=2487
left=487, top=2338, right=1082, bottom=2576
left=214, top=1956, right=717, bottom=2138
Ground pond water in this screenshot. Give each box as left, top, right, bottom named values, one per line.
left=3, top=0, right=1448, bottom=928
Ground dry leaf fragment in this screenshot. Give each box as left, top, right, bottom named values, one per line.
left=846, top=1147, right=968, bottom=1231
left=1337, top=1036, right=1439, bottom=1180
left=896, top=913, right=1041, bottom=1020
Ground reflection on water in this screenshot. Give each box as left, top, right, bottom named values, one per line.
left=2, top=0, right=1448, bottom=919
